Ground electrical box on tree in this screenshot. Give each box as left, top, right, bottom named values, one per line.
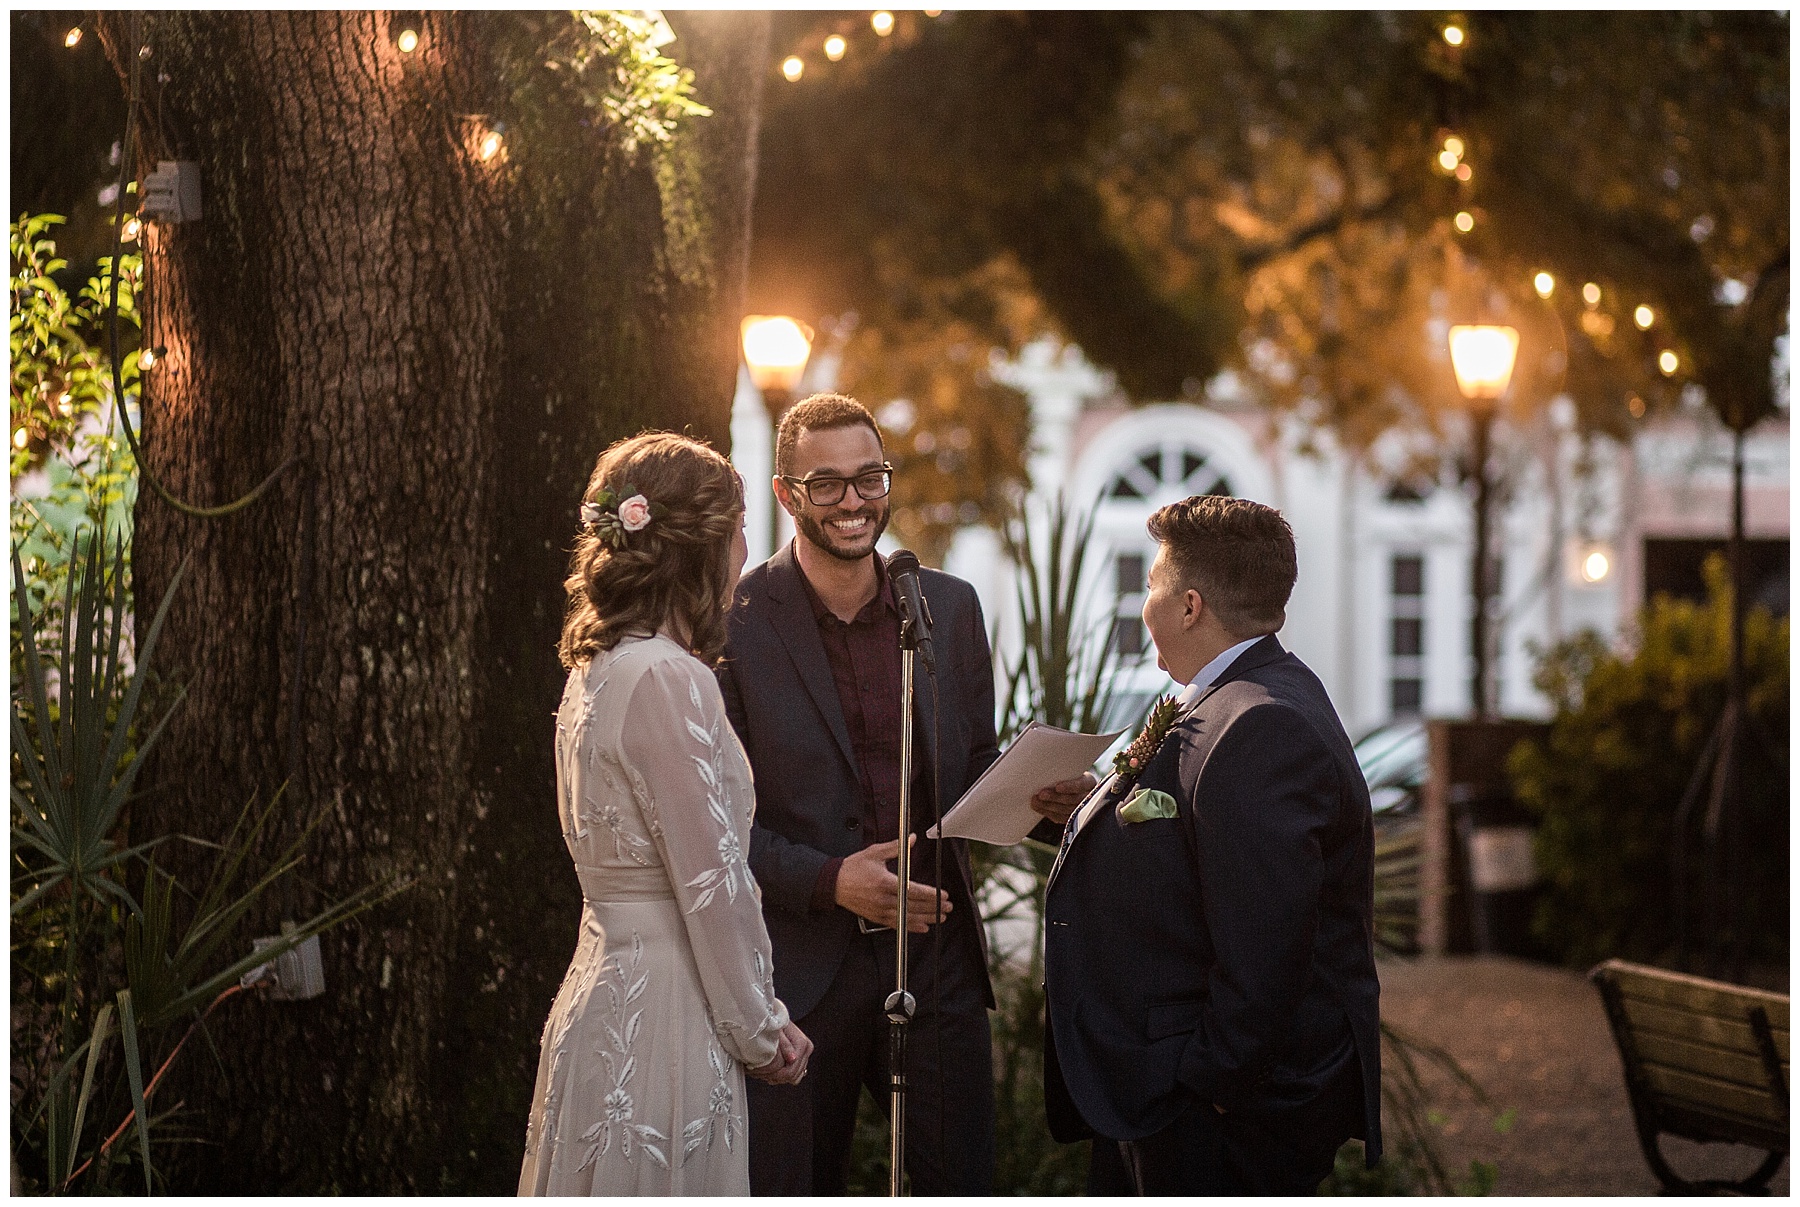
left=241, top=925, right=326, bottom=1001
left=142, top=160, right=202, bottom=223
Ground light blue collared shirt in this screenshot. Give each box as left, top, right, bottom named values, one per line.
left=1174, top=635, right=1265, bottom=709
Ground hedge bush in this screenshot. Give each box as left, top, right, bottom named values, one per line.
left=1510, top=557, right=1788, bottom=970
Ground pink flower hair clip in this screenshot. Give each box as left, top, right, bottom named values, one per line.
left=580, top=484, right=665, bottom=550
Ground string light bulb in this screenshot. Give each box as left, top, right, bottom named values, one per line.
left=65, top=26, right=83, bottom=48
left=824, top=34, right=846, bottom=61
left=121, top=216, right=142, bottom=242
left=1443, top=136, right=1465, bottom=159
left=139, top=346, right=164, bottom=369
left=1453, top=210, right=1474, bottom=233
left=397, top=28, right=420, bottom=53
left=924, top=8, right=942, bottom=15
left=871, top=10, right=895, bottom=36
left=1455, top=163, right=1472, bottom=182
left=14, top=427, right=30, bottom=449
left=1582, top=282, right=1602, bottom=306
left=1438, top=150, right=1459, bottom=171
left=781, top=55, right=804, bottom=81
left=479, top=130, right=503, bottom=160
left=1658, top=350, right=1679, bottom=375
left=1634, top=305, right=1655, bottom=329
left=1628, top=395, right=1647, bottom=418
left=1534, top=272, right=1555, bottom=298
left=1581, top=549, right=1612, bottom=583
left=1443, top=24, right=1464, bottom=46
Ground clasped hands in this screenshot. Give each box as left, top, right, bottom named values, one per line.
left=747, top=1020, right=814, bottom=1085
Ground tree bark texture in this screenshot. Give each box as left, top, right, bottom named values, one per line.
left=98, top=11, right=767, bottom=1193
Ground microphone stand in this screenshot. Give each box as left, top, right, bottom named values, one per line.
left=886, top=589, right=928, bottom=1196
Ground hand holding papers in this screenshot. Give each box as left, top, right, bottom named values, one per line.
left=928, top=722, right=1124, bottom=846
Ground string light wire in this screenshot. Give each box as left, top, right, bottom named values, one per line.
left=105, top=13, right=298, bottom=518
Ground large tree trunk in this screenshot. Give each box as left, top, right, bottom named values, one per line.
left=100, top=11, right=766, bottom=1192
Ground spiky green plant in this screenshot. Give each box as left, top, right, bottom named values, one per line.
left=995, top=491, right=1137, bottom=743
left=11, top=528, right=404, bottom=1193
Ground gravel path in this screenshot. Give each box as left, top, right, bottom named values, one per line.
left=1377, top=955, right=1788, bottom=1196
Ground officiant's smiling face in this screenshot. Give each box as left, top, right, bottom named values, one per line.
left=777, top=424, right=892, bottom=562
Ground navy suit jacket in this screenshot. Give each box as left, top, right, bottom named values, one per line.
left=718, top=544, right=1001, bottom=1020
left=1042, top=635, right=1382, bottom=1163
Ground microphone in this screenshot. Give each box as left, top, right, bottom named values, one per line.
left=886, top=550, right=935, bottom=674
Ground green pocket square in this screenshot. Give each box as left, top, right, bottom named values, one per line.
left=1118, top=788, right=1179, bottom=824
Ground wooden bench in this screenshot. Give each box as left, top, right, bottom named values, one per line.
left=1590, top=959, right=1789, bottom=1194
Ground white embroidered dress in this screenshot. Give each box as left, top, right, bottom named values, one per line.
left=519, top=634, right=789, bottom=1196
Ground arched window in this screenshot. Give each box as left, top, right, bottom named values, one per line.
left=1106, top=441, right=1233, bottom=502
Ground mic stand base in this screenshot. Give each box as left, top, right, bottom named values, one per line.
left=886, top=988, right=916, bottom=1195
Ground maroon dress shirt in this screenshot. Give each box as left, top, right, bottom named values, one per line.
left=796, top=553, right=933, bottom=911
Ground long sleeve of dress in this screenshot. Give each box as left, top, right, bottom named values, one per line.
left=619, top=658, right=790, bottom=1071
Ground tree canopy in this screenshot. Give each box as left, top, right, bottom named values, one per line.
left=750, top=10, right=1788, bottom=538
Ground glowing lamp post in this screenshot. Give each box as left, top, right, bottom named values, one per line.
left=1448, top=324, right=1518, bottom=718
left=741, top=315, right=814, bottom=553
left=1448, top=325, right=1519, bottom=401
left=741, top=316, right=813, bottom=399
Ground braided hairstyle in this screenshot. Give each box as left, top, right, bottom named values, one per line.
left=559, top=432, right=746, bottom=668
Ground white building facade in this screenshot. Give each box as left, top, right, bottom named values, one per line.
left=733, top=337, right=1789, bottom=739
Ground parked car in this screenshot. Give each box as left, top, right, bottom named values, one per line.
left=1355, top=718, right=1427, bottom=954
left=1355, top=717, right=1427, bottom=823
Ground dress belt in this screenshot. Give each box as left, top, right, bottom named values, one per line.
left=574, top=863, right=677, bottom=903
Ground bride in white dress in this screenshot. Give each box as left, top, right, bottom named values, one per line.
left=520, top=433, right=811, bottom=1196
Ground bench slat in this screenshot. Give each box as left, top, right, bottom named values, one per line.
left=1601, top=960, right=1789, bottom=1026
left=1641, top=1064, right=1786, bottom=1130
left=1618, top=983, right=1792, bottom=1034
left=1658, top=1102, right=1789, bottom=1154
left=1631, top=1031, right=1784, bottom=1089
left=1618, top=998, right=1791, bottom=1063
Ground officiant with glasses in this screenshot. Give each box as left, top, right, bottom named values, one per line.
left=718, top=394, right=1092, bottom=1194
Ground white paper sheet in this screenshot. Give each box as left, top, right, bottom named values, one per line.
left=927, top=722, right=1125, bottom=846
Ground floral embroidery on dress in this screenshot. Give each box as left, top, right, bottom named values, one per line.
left=525, top=926, right=606, bottom=1161
left=678, top=673, right=753, bottom=912
left=575, top=933, right=673, bottom=1171
left=721, top=950, right=784, bottom=1050
left=679, top=1039, right=741, bottom=1164
left=524, top=639, right=790, bottom=1194
left=597, top=799, right=654, bottom=865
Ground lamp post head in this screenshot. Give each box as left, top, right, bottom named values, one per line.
left=741, top=316, right=814, bottom=401
left=1448, top=324, right=1520, bottom=402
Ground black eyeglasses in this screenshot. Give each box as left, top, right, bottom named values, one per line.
left=780, top=464, right=895, bottom=507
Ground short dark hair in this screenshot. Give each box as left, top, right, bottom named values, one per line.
left=775, top=393, right=883, bottom=475
left=1146, top=495, right=1297, bottom=636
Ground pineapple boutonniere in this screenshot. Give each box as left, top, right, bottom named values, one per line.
left=1112, top=694, right=1181, bottom=786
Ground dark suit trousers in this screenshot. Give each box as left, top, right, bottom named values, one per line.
left=747, top=911, right=995, bottom=1195
left=1092, top=1055, right=1364, bottom=1196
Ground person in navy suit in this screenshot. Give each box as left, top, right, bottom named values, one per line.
left=1039, top=495, right=1382, bottom=1195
